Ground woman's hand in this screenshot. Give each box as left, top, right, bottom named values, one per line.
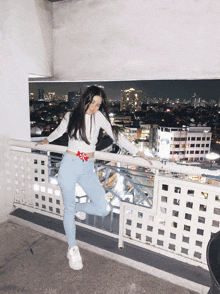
left=136, top=151, right=153, bottom=165
left=35, top=138, right=49, bottom=146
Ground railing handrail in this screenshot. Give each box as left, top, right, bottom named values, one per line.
left=9, top=139, right=220, bottom=177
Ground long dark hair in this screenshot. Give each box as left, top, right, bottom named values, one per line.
left=67, top=85, right=119, bottom=145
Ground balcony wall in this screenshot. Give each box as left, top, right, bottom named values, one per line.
left=0, top=0, right=53, bottom=222
left=0, top=0, right=53, bottom=141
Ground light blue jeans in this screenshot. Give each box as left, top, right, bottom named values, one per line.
left=58, top=152, right=110, bottom=248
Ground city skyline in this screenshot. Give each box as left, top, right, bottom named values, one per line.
left=29, top=79, right=220, bottom=102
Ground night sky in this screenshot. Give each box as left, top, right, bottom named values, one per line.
left=29, top=79, right=220, bottom=102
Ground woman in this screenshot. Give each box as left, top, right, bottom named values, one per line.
left=36, top=85, right=152, bottom=270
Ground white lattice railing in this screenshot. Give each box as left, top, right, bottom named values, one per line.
left=8, top=139, right=220, bottom=269
left=8, top=139, right=156, bottom=236
left=119, top=173, right=220, bottom=269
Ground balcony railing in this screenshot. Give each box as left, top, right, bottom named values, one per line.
left=7, top=139, right=220, bottom=270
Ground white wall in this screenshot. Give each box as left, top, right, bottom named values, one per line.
left=52, top=0, right=220, bottom=81
left=0, top=0, right=53, bottom=140
left=0, top=0, right=53, bottom=223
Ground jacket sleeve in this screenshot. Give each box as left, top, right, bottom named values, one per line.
left=47, top=112, right=70, bottom=143
left=99, top=112, right=139, bottom=155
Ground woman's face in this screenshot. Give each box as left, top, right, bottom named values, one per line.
left=86, top=95, right=102, bottom=115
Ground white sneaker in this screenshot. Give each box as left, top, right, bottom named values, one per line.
left=75, top=211, right=86, bottom=221
left=67, top=246, right=83, bottom=270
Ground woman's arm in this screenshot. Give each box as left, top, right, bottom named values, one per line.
left=35, top=138, right=49, bottom=146
left=136, top=150, right=153, bottom=165
left=99, top=112, right=153, bottom=165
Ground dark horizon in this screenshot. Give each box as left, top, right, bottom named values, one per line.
left=29, top=79, right=220, bottom=102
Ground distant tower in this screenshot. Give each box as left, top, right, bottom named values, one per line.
left=68, top=91, right=81, bottom=109
left=38, top=88, right=44, bottom=101
left=120, top=88, right=142, bottom=113
left=192, top=93, right=197, bottom=107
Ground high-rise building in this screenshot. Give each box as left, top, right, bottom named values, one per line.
left=155, top=125, right=212, bottom=162
left=120, top=88, right=142, bottom=113
left=38, top=88, right=44, bottom=101
left=191, top=93, right=202, bottom=107
left=68, top=91, right=82, bottom=109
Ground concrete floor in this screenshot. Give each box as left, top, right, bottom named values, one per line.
left=0, top=221, right=201, bottom=294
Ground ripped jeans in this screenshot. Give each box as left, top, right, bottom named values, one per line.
left=58, top=152, right=110, bottom=248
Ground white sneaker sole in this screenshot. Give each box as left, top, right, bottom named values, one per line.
left=67, top=252, right=83, bottom=270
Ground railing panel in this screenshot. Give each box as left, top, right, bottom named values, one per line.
left=11, top=150, right=64, bottom=217
left=119, top=174, right=220, bottom=269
